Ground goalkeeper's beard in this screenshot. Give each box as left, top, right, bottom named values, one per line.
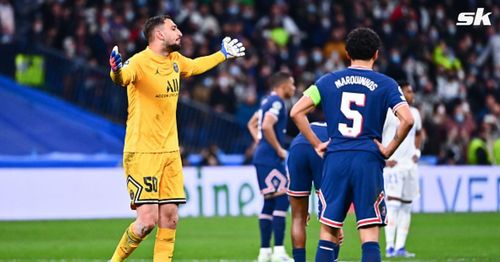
left=166, top=44, right=181, bottom=53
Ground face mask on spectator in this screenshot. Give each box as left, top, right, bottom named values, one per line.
left=228, top=5, right=240, bottom=15
left=297, top=56, right=307, bottom=67
left=462, top=102, right=470, bottom=113
left=430, top=28, right=439, bottom=42
left=391, top=53, right=401, bottom=64
left=447, top=23, right=456, bottom=35
left=312, top=51, right=322, bottom=63
left=438, top=104, right=446, bottom=115
left=383, top=23, right=392, bottom=34
left=455, top=112, right=465, bottom=123
left=436, top=9, right=445, bottom=20
left=408, top=21, right=418, bottom=37
left=34, top=20, right=43, bottom=33
left=218, top=76, right=230, bottom=89
left=229, top=65, right=242, bottom=76
left=103, top=7, right=112, bottom=19
left=204, top=77, right=214, bottom=87
left=325, top=60, right=335, bottom=71
left=243, top=8, right=253, bottom=19
left=125, top=10, right=135, bottom=22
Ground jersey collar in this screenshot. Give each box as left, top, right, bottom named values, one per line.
left=348, top=65, right=373, bottom=70
left=145, top=46, right=170, bottom=63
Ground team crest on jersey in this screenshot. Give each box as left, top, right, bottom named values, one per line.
left=129, top=190, right=134, bottom=200
left=272, top=101, right=282, bottom=110
left=173, top=62, right=179, bottom=73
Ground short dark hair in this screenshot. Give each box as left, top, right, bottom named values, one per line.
left=345, top=27, right=381, bottom=60
left=397, top=80, right=410, bottom=89
left=143, top=15, right=172, bottom=42
left=269, top=72, right=292, bottom=89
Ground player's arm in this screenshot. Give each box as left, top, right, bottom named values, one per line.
left=413, top=111, right=423, bottom=162
left=290, top=85, right=327, bottom=157
left=177, top=52, right=225, bottom=77
left=178, top=37, right=245, bottom=77
left=382, top=110, right=398, bottom=167
left=109, top=46, right=138, bottom=86
left=376, top=104, right=414, bottom=159
left=415, top=130, right=423, bottom=150
left=261, top=112, right=287, bottom=159
left=247, top=112, right=259, bottom=143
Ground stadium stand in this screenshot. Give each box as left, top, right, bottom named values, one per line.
left=0, top=0, right=498, bottom=165
left=0, top=76, right=124, bottom=167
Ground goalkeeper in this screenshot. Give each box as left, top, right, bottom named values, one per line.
left=108, top=15, right=245, bottom=262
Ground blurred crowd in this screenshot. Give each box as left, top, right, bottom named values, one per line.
left=2, top=0, right=500, bottom=165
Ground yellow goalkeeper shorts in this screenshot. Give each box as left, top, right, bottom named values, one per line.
left=123, top=151, right=186, bottom=209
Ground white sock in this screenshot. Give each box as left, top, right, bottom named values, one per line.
left=260, top=247, right=272, bottom=255
left=385, top=200, right=401, bottom=249
left=273, top=245, right=285, bottom=254
left=395, top=203, right=412, bottom=250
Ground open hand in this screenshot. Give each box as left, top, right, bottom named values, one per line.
left=220, top=37, right=246, bottom=59
left=109, top=45, right=122, bottom=72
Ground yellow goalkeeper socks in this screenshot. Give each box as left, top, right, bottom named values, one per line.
left=153, top=228, right=176, bottom=262
left=110, top=222, right=144, bottom=262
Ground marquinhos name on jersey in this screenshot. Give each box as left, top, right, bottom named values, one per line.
left=334, top=76, right=378, bottom=91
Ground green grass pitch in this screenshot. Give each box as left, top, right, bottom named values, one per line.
left=1, top=213, right=499, bottom=261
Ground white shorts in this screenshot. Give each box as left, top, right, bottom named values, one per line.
left=383, top=165, right=419, bottom=201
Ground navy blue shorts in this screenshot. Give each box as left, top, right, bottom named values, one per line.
left=254, top=164, right=288, bottom=195
left=287, top=144, right=323, bottom=197
left=318, top=151, right=387, bottom=229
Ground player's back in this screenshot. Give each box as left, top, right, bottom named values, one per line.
left=315, top=67, right=406, bottom=157
left=290, top=122, right=329, bottom=149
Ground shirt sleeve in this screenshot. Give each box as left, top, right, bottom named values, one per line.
left=176, top=51, right=226, bottom=78
left=266, top=99, right=283, bottom=119
left=109, top=56, right=141, bottom=87
left=413, top=108, right=422, bottom=131
left=303, top=84, right=321, bottom=106
left=387, top=80, right=408, bottom=113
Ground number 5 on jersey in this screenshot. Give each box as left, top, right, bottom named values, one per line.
left=338, top=92, right=366, bottom=137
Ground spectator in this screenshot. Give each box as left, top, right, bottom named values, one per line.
left=477, top=21, right=500, bottom=79
left=210, top=71, right=237, bottom=114
left=0, top=0, right=15, bottom=43
left=8, top=0, right=499, bottom=164
left=0, top=0, right=15, bottom=77
left=467, top=123, right=492, bottom=165
left=200, top=144, right=221, bottom=166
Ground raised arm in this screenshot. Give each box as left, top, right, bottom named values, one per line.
left=178, top=37, right=245, bottom=77
left=109, top=46, right=139, bottom=87
left=178, top=52, right=226, bottom=77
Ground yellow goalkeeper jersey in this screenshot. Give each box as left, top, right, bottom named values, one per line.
left=110, top=47, right=225, bottom=153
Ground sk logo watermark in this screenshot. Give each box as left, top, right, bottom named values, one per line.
left=456, top=8, right=492, bottom=26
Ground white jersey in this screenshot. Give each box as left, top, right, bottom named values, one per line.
left=382, top=106, right=422, bottom=168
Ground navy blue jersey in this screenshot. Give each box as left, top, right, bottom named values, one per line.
left=253, top=93, right=287, bottom=166
left=289, top=122, right=329, bottom=149
left=312, top=68, right=407, bottom=156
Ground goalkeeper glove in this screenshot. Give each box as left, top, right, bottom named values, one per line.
left=220, top=37, right=245, bottom=59
left=109, top=45, right=122, bottom=72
